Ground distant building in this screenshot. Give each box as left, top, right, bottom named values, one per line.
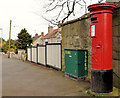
left=32, top=32, right=44, bottom=46
left=41, top=26, right=62, bottom=45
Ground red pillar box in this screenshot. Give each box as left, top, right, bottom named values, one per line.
left=88, top=3, right=116, bottom=93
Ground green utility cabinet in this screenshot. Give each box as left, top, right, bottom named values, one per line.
left=64, top=49, right=88, bottom=78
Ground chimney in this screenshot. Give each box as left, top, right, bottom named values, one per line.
left=58, top=21, right=62, bottom=32
left=48, top=26, right=53, bottom=34
left=35, top=33, right=38, bottom=36
left=41, top=32, right=44, bottom=36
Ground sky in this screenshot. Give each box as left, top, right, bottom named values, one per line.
left=0, top=0, right=101, bottom=41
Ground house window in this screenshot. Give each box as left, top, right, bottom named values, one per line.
left=57, top=37, right=61, bottom=42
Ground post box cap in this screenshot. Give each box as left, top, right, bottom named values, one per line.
left=88, top=3, right=116, bottom=11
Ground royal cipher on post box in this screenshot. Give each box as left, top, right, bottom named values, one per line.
left=88, top=3, right=116, bottom=93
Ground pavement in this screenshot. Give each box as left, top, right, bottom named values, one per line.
left=2, top=55, right=90, bottom=96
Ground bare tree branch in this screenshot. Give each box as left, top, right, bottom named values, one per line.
left=82, top=0, right=87, bottom=14
left=49, top=0, right=55, bottom=6
left=76, top=1, right=83, bottom=6
left=56, top=3, right=65, bottom=20
left=67, top=0, right=70, bottom=12
left=42, top=0, right=87, bottom=25
left=98, top=0, right=104, bottom=3
left=46, top=2, right=60, bottom=12
left=62, top=0, right=76, bottom=23
left=42, top=16, right=58, bottom=25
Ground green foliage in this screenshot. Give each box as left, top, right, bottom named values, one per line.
left=16, top=28, right=32, bottom=50
left=2, top=39, right=16, bottom=53
left=2, top=28, right=32, bottom=53
left=2, top=44, right=8, bottom=53
left=0, top=38, right=5, bottom=43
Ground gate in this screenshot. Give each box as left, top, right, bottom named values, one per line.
left=37, top=45, right=46, bottom=66
left=27, top=43, right=62, bottom=70
left=31, top=47, right=37, bottom=63
left=27, top=48, right=31, bottom=61
left=46, top=43, right=62, bottom=70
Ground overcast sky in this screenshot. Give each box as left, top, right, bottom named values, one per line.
left=0, top=0, right=100, bottom=41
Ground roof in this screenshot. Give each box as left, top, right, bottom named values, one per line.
left=33, top=35, right=41, bottom=42
left=41, top=29, right=59, bottom=39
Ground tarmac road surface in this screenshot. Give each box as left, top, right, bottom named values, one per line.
left=2, top=55, right=90, bottom=96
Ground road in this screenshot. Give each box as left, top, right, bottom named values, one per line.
left=2, top=55, right=90, bottom=96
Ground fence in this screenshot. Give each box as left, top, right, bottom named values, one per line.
left=46, top=43, right=61, bottom=69
left=27, top=43, right=62, bottom=70
left=27, top=48, right=31, bottom=61
left=38, top=45, right=46, bottom=66
left=31, top=47, right=37, bottom=63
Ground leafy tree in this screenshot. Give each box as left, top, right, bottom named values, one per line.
left=2, top=39, right=16, bottom=53
left=0, top=38, right=5, bottom=51
left=16, top=28, right=32, bottom=50
left=0, top=38, right=5, bottom=43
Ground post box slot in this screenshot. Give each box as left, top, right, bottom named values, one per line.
left=96, top=46, right=100, bottom=48
left=91, top=17, right=97, bottom=21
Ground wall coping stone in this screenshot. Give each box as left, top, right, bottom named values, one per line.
left=61, top=13, right=90, bottom=27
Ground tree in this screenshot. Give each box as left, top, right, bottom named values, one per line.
left=41, top=0, right=104, bottom=25
left=42, top=0, right=88, bottom=25
left=16, top=28, right=32, bottom=50
left=2, top=39, right=16, bottom=53
left=0, top=38, right=5, bottom=43
left=0, top=38, right=5, bottom=50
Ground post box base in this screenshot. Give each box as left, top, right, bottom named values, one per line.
left=91, top=69, right=113, bottom=93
